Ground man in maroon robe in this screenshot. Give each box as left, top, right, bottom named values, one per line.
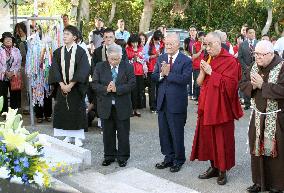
left=190, top=32, right=243, bottom=185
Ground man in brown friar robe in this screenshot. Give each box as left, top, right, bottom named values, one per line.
left=240, top=40, right=284, bottom=193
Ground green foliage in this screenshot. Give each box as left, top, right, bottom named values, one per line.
left=17, top=0, right=284, bottom=42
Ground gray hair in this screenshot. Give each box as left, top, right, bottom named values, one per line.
left=106, top=44, right=122, bottom=56
left=255, top=40, right=274, bottom=53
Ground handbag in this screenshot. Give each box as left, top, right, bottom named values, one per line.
left=10, top=73, right=22, bottom=91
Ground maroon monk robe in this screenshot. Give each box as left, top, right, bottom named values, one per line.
left=190, top=48, right=243, bottom=171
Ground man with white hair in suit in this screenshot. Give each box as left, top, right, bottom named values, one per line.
left=240, top=40, right=284, bottom=193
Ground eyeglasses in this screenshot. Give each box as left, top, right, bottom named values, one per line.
left=203, top=41, right=217, bottom=48
left=253, top=52, right=271, bottom=58
left=104, top=36, right=114, bottom=39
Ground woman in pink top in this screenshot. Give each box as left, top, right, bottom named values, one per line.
left=0, top=32, right=22, bottom=113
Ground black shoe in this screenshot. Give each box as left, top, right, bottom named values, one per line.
left=269, top=189, right=282, bottom=193
left=102, top=159, right=115, bottom=166
left=170, top=164, right=182, bottom=173
left=246, top=184, right=261, bottom=193
left=155, top=161, right=173, bottom=169
left=244, top=106, right=250, bottom=110
left=198, top=167, right=219, bottom=179
left=217, top=171, right=227, bottom=185
left=118, top=160, right=127, bottom=167
left=37, top=118, right=43, bottom=123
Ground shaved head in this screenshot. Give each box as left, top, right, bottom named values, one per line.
left=254, top=40, right=274, bottom=67
left=207, top=32, right=222, bottom=43
left=255, top=40, right=274, bottom=53
left=204, top=32, right=222, bottom=57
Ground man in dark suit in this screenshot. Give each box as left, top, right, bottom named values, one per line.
left=238, top=27, right=258, bottom=110
left=92, top=44, right=136, bottom=167
left=91, top=28, right=128, bottom=75
left=152, top=33, right=192, bottom=172
left=90, top=28, right=127, bottom=129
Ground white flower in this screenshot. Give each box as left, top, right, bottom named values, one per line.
left=33, top=171, right=44, bottom=187
left=10, top=175, right=23, bottom=184
left=0, top=166, right=10, bottom=179
left=38, top=135, right=51, bottom=147
left=24, top=143, right=39, bottom=156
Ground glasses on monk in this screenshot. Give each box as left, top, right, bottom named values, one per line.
left=203, top=41, right=216, bottom=48
left=254, top=52, right=271, bottom=58
left=109, top=57, right=121, bottom=62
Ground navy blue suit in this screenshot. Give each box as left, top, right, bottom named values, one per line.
left=152, top=52, right=192, bottom=165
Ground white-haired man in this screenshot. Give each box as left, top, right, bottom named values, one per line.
left=92, top=44, right=135, bottom=167
left=240, top=40, right=284, bottom=193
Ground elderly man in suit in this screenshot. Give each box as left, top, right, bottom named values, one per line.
left=92, top=44, right=136, bottom=167
left=238, top=27, right=258, bottom=110
left=152, top=33, right=192, bottom=172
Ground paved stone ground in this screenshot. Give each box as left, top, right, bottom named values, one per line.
left=24, top=99, right=253, bottom=193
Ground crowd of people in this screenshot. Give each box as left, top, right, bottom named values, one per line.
left=0, top=14, right=284, bottom=193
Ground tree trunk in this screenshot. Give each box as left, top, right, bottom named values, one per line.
left=108, top=1, right=117, bottom=24
left=274, top=22, right=280, bottom=35
left=261, top=7, right=273, bottom=35
left=139, top=0, right=155, bottom=33
left=76, top=0, right=83, bottom=27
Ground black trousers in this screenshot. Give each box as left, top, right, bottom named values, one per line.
left=0, top=80, right=21, bottom=113
left=147, top=72, right=156, bottom=111
left=131, top=75, right=145, bottom=109
left=102, top=106, right=130, bottom=161
left=34, top=94, right=52, bottom=118
left=193, top=69, right=200, bottom=100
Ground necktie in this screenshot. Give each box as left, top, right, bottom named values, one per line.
left=111, top=66, right=118, bottom=83
left=169, top=56, right=173, bottom=69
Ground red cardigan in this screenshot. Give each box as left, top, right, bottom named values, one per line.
left=126, top=45, right=144, bottom=76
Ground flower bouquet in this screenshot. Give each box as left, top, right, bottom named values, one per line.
left=0, top=96, right=51, bottom=188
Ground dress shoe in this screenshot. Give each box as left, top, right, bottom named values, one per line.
left=101, top=159, right=115, bottom=166
left=46, top=117, right=52, bottom=122
left=269, top=189, right=282, bottom=193
left=134, top=111, right=141, bottom=117
left=217, top=171, right=227, bottom=185
left=246, top=184, right=261, bottom=193
left=118, top=160, right=127, bottom=167
left=155, top=162, right=173, bottom=169
left=37, top=118, right=43, bottom=123
left=170, top=164, right=182, bottom=173
left=198, top=167, right=219, bottom=179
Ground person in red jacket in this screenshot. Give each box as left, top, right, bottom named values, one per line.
left=145, top=30, right=165, bottom=113
left=126, top=34, right=147, bottom=117
left=191, top=31, right=206, bottom=103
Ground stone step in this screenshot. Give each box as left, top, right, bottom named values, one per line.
left=39, top=134, right=91, bottom=176
left=59, top=170, right=148, bottom=193
left=52, top=178, right=82, bottom=193
left=107, top=167, right=200, bottom=193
